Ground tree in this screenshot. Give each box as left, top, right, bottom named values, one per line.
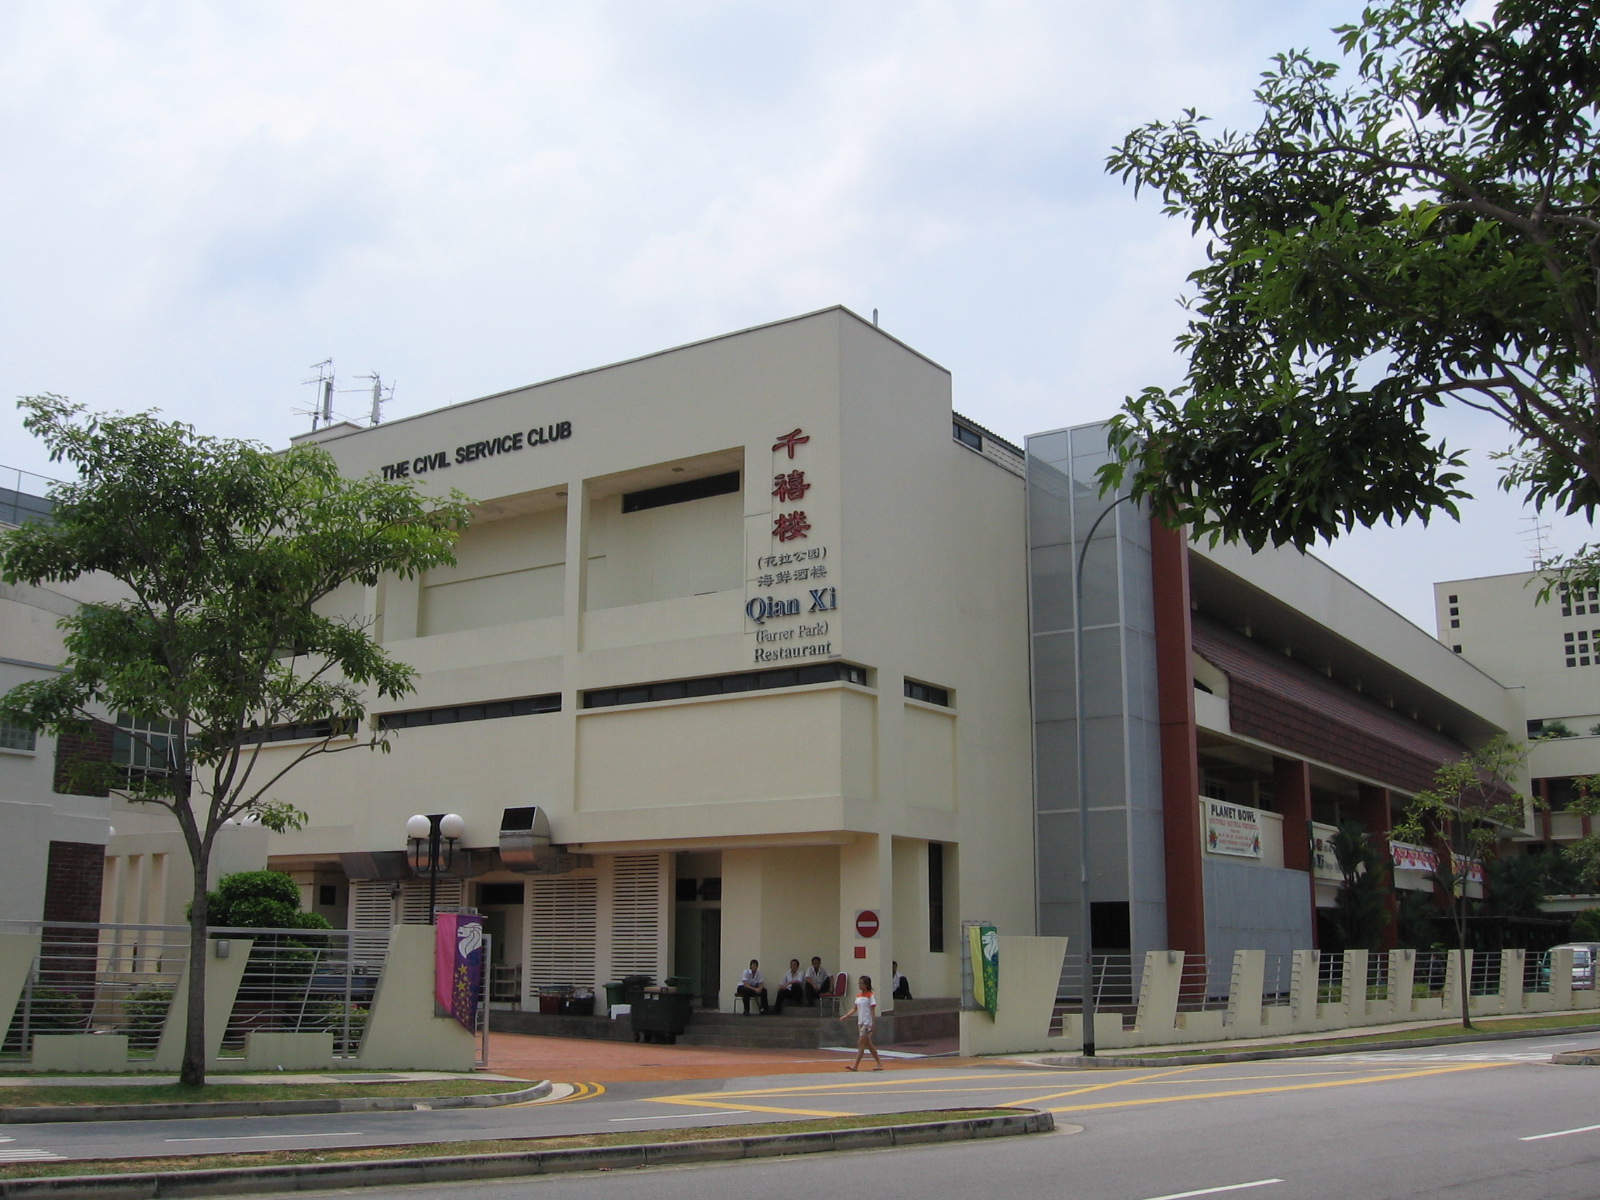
left=0, top=396, right=469, bottom=1086
left=203, top=870, right=332, bottom=931
left=1395, top=734, right=1534, bottom=1028
left=1101, top=1, right=1600, bottom=579
left=1328, top=821, right=1391, bottom=952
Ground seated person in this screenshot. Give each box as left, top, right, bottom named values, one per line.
left=802, top=955, right=832, bottom=1005
left=890, top=960, right=913, bottom=1000
left=773, top=959, right=805, bottom=1013
left=735, top=959, right=769, bottom=1014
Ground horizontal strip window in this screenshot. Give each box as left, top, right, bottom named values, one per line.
left=904, top=679, right=951, bottom=707
left=953, top=422, right=982, bottom=451
left=379, top=694, right=561, bottom=731
left=252, top=719, right=353, bottom=743
left=585, top=662, right=867, bottom=709
left=622, top=471, right=740, bottom=514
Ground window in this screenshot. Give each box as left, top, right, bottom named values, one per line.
left=379, top=694, right=560, bottom=731
left=114, top=713, right=180, bottom=786
left=1452, top=645, right=1462, bottom=654
left=0, top=717, right=36, bottom=752
left=621, top=471, right=740, bottom=514
left=1450, top=618, right=1460, bottom=628
left=1563, top=630, right=1600, bottom=668
left=1561, top=584, right=1600, bottom=617
left=928, top=842, right=945, bottom=954
left=584, top=662, right=868, bottom=709
left=1447, top=594, right=1458, bottom=603
left=953, top=422, right=982, bottom=451
left=904, top=678, right=951, bottom=707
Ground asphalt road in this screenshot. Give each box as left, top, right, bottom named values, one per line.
left=7, top=1030, right=1600, bottom=1199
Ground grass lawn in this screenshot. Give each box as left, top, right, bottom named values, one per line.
left=0, top=1079, right=522, bottom=1106
left=1132, top=1011, right=1600, bottom=1058
left=0, top=1109, right=1013, bottom=1180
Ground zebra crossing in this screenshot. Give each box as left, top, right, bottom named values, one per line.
left=0, top=1137, right=64, bottom=1163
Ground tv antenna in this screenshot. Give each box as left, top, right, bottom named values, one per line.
left=1521, top=516, right=1554, bottom=570
left=347, top=372, right=394, bottom=426
left=298, top=359, right=335, bottom=431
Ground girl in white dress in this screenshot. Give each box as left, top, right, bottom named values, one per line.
left=839, top=975, right=883, bottom=1071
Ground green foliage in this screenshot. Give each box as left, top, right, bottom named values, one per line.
left=202, top=871, right=332, bottom=931
left=1328, top=821, right=1391, bottom=952
left=1570, top=908, right=1600, bottom=943
left=124, top=986, right=174, bottom=1050
left=1101, top=1, right=1600, bottom=569
left=1396, top=735, right=1535, bottom=1025
left=1396, top=890, right=1443, bottom=951
left=1538, top=720, right=1577, bottom=739
left=1482, top=853, right=1548, bottom=921
left=0, top=396, right=469, bottom=1085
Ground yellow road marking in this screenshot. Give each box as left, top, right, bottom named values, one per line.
left=1005, top=1065, right=1216, bottom=1110
left=1043, top=1061, right=1508, bottom=1113
left=669, top=1071, right=1049, bottom=1098
left=513, top=1081, right=605, bottom=1106
left=652, top=1097, right=851, bottom=1118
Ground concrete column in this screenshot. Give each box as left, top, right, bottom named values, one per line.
left=1274, top=758, right=1317, bottom=947
left=838, top=834, right=892, bottom=994
left=1151, top=521, right=1204, bottom=953
left=1500, top=949, right=1523, bottom=1013
left=1134, top=950, right=1182, bottom=1036
left=1387, top=948, right=1416, bottom=1019
left=1227, top=949, right=1266, bottom=1036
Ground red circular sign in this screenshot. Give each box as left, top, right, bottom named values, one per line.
left=855, top=910, right=880, bottom=939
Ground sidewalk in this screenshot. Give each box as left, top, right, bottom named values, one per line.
left=485, top=1031, right=965, bottom=1082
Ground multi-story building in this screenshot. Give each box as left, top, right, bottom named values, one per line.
left=1433, top=570, right=1600, bottom=861
left=1029, top=427, right=1526, bottom=961
left=108, top=307, right=1037, bottom=1007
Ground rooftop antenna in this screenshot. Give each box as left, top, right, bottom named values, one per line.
left=1520, top=516, right=1553, bottom=570
left=348, top=372, right=394, bottom=426
left=297, top=359, right=335, bottom=431
left=872, top=308, right=879, bottom=327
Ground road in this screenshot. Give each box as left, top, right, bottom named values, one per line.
left=5, top=1031, right=1600, bottom=1198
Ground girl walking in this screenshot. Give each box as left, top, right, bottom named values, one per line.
left=840, top=975, right=883, bottom=1071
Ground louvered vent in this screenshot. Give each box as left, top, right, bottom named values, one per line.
left=399, top=879, right=465, bottom=925
left=349, top=881, right=396, bottom=966
left=609, top=854, right=664, bottom=980
left=527, top=875, right=598, bottom=989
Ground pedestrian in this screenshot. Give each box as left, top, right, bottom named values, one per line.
left=735, top=959, right=769, bottom=1014
left=839, top=975, right=883, bottom=1071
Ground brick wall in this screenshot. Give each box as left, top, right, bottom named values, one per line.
left=52, top=718, right=115, bottom=797
left=43, top=841, right=106, bottom=923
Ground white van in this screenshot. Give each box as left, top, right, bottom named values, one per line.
left=1547, top=943, right=1600, bottom=989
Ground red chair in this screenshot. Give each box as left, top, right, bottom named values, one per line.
left=822, top=971, right=851, bottom=1017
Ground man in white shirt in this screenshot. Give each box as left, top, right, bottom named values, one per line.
left=802, top=956, right=831, bottom=1006
left=735, top=959, right=768, bottom=1014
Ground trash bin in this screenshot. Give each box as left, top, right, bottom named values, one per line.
left=603, top=982, right=626, bottom=1009
left=563, top=988, right=596, bottom=1016
left=631, top=990, right=695, bottom=1044
left=618, top=974, right=654, bottom=1005
left=538, top=986, right=570, bottom=1015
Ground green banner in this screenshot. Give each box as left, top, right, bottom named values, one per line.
left=969, top=924, right=999, bottom=1016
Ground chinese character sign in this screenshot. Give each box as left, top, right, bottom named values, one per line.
left=435, top=913, right=485, bottom=1032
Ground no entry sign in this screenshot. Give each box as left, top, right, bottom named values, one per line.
left=855, top=909, right=880, bottom=939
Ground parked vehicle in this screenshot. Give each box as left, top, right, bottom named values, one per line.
left=1545, top=944, right=1600, bottom=989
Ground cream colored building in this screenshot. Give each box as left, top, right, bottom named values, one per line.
left=1434, top=570, right=1600, bottom=850
left=106, top=308, right=1036, bottom=1007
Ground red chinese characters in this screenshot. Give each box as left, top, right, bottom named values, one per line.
left=773, top=510, right=811, bottom=543
left=772, top=428, right=810, bottom=459
left=772, top=470, right=810, bottom=503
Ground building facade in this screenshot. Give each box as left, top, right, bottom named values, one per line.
left=105, top=308, right=1038, bottom=1007
left=1433, top=570, right=1600, bottom=862
left=1029, top=425, right=1528, bottom=964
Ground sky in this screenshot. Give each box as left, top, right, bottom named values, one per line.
left=0, top=0, right=1583, bottom=631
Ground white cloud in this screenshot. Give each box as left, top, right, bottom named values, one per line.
left=0, top=0, right=1566, bottom=629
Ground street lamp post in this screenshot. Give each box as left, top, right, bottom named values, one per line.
left=1072, top=489, right=1136, bottom=1058
left=406, top=812, right=465, bottom=924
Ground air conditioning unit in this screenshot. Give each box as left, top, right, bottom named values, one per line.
left=499, top=806, right=576, bottom=874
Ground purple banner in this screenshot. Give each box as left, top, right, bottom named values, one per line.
left=435, top=913, right=485, bottom=1031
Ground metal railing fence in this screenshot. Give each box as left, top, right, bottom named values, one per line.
left=216, top=927, right=388, bottom=1059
